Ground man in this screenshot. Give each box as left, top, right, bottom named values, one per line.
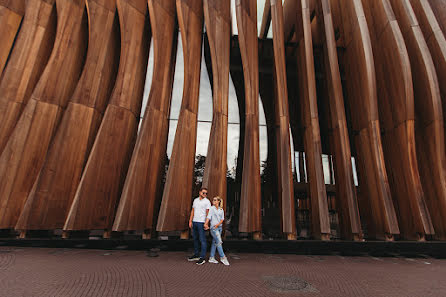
left=188, top=187, right=211, bottom=265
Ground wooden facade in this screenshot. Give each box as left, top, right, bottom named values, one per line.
left=0, top=0, right=445, bottom=242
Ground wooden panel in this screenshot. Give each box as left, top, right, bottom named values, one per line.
left=362, top=0, right=434, bottom=240
left=0, top=0, right=56, bottom=154
left=427, top=0, right=446, bottom=36
left=113, top=0, right=178, bottom=233
left=0, top=0, right=87, bottom=229
left=314, top=0, right=361, bottom=240
left=202, top=0, right=230, bottom=209
left=156, top=0, right=203, bottom=232
left=339, top=0, right=399, bottom=240
left=64, top=0, right=150, bottom=232
left=15, top=0, right=120, bottom=231
left=392, top=0, right=446, bottom=240
left=0, top=0, right=25, bottom=75
left=284, top=0, right=329, bottom=240
left=271, top=0, right=296, bottom=237
left=235, top=0, right=262, bottom=234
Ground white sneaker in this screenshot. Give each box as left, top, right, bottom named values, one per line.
left=208, top=257, right=218, bottom=264
left=220, top=257, right=230, bottom=266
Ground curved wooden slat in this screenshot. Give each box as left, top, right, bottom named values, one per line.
left=0, top=0, right=87, bottom=230
left=202, top=0, right=230, bottom=209
left=113, top=0, right=178, bottom=233
left=260, top=0, right=271, bottom=39
left=314, top=0, right=361, bottom=240
left=284, top=0, right=328, bottom=240
left=390, top=0, right=446, bottom=240
left=0, top=0, right=25, bottom=75
left=64, top=0, right=150, bottom=233
left=427, top=0, right=446, bottom=36
left=339, top=0, right=399, bottom=240
left=235, top=0, right=262, bottom=235
left=15, top=0, right=120, bottom=231
left=156, top=0, right=203, bottom=232
left=0, top=0, right=56, bottom=155
left=410, top=0, right=446, bottom=240
left=270, top=0, right=296, bottom=238
left=363, top=0, right=434, bottom=240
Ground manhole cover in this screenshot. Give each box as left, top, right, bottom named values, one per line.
left=263, top=276, right=318, bottom=293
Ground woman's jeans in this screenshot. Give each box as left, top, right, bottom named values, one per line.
left=210, top=226, right=226, bottom=258
left=192, top=222, right=207, bottom=258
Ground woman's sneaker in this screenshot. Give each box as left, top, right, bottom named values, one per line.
left=208, top=257, right=218, bottom=264
left=188, top=255, right=200, bottom=261
left=196, top=258, right=206, bottom=265
left=221, top=257, right=230, bottom=266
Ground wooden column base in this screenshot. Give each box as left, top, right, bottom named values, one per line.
left=252, top=231, right=262, bottom=240
left=62, top=231, right=70, bottom=239
left=180, top=230, right=189, bottom=240
left=385, top=234, right=395, bottom=242
left=103, top=230, right=111, bottom=239
left=142, top=230, right=151, bottom=240
left=18, top=230, right=27, bottom=239
left=320, top=233, right=331, bottom=241
left=287, top=233, right=297, bottom=240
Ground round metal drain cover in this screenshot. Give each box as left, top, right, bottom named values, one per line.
left=263, top=276, right=317, bottom=293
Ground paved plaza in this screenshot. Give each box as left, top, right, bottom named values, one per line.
left=0, top=246, right=445, bottom=296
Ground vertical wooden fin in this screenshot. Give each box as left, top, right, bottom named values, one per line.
left=260, top=0, right=271, bottom=39
left=315, top=0, right=362, bottom=240
left=339, top=0, right=399, bottom=240
left=64, top=0, right=150, bottom=231
left=16, top=0, right=120, bottom=231
left=0, top=0, right=56, bottom=155
left=156, top=0, right=203, bottom=232
left=202, top=0, right=230, bottom=208
left=0, top=0, right=25, bottom=75
left=270, top=0, right=296, bottom=237
left=0, top=0, right=87, bottom=230
left=410, top=0, right=446, bottom=240
left=363, top=0, right=434, bottom=240
left=390, top=0, right=446, bottom=240
left=113, top=0, right=178, bottom=232
left=235, top=0, right=262, bottom=233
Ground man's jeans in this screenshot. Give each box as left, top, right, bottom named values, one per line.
left=210, top=226, right=225, bottom=258
left=192, top=222, right=206, bottom=258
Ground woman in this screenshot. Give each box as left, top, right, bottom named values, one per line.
left=204, top=196, right=230, bottom=266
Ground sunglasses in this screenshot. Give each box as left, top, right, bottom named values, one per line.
left=202, top=192, right=208, bottom=195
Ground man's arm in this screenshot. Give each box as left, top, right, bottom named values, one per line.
left=189, top=208, right=194, bottom=229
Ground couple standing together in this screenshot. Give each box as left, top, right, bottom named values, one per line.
left=187, top=187, right=230, bottom=266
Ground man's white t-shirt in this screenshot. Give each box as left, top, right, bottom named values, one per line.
left=192, top=197, right=211, bottom=223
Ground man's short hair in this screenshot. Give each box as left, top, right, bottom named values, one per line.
left=200, top=187, right=208, bottom=192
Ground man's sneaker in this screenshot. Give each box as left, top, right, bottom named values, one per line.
left=196, top=258, right=206, bottom=265
left=208, top=257, right=218, bottom=264
left=188, top=255, right=200, bottom=261
left=221, top=257, right=230, bottom=266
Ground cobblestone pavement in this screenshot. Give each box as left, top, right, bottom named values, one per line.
left=0, top=247, right=445, bottom=297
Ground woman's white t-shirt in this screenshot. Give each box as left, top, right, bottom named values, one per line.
left=207, top=206, right=224, bottom=228
left=192, top=197, right=211, bottom=223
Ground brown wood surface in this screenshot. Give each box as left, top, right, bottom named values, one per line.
left=270, top=0, right=296, bottom=236
left=411, top=0, right=446, bottom=240
left=362, top=0, right=434, bottom=240
left=235, top=0, right=262, bottom=233
left=113, top=0, right=178, bottom=232
left=260, top=0, right=271, bottom=39
left=0, top=0, right=87, bottom=230
left=64, top=0, right=150, bottom=232
left=202, top=0, right=230, bottom=208
left=314, top=0, right=362, bottom=240
left=389, top=0, right=446, bottom=240
left=0, top=0, right=25, bottom=75
left=15, top=0, right=120, bottom=231
left=284, top=0, right=329, bottom=240
left=0, top=0, right=56, bottom=155
left=339, top=0, right=399, bottom=240
left=156, top=0, right=203, bottom=232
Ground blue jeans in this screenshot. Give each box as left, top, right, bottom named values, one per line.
left=192, top=222, right=206, bottom=258
left=210, top=226, right=225, bottom=258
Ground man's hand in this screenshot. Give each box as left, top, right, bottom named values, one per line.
left=189, top=221, right=192, bottom=229
left=204, top=224, right=209, bottom=230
